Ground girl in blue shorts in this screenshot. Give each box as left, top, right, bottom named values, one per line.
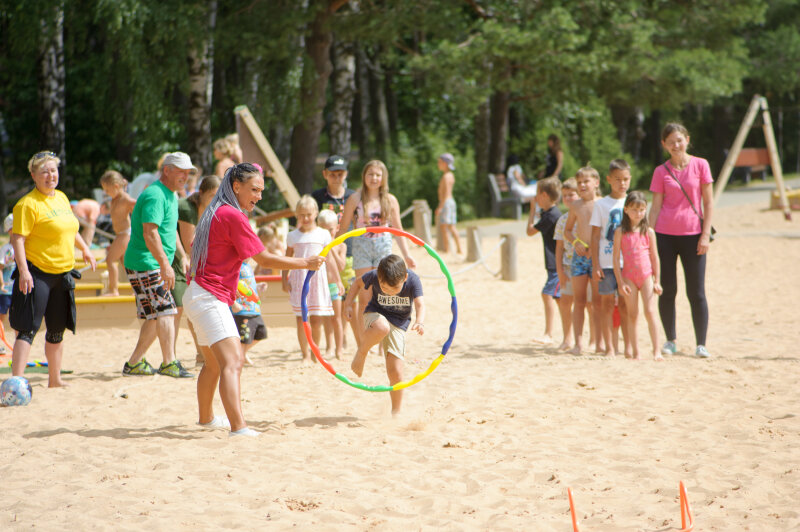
left=337, top=160, right=417, bottom=347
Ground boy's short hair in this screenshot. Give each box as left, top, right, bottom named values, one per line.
left=609, top=159, right=631, bottom=173
left=562, top=177, right=577, bottom=191
left=100, top=170, right=127, bottom=187
left=376, top=254, right=407, bottom=286
left=575, top=166, right=600, bottom=181
left=317, top=209, right=338, bottom=227
left=537, top=177, right=562, bottom=203
left=257, top=225, right=276, bottom=242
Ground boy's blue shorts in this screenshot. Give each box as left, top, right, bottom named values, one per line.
left=597, top=268, right=618, bottom=295
left=542, top=269, right=561, bottom=298
left=0, top=294, right=11, bottom=314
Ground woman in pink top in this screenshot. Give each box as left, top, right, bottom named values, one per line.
left=648, top=123, right=714, bottom=359
left=183, top=163, right=323, bottom=437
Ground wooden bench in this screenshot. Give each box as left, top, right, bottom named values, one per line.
left=74, top=282, right=133, bottom=296
left=733, top=147, right=770, bottom=183
left=488, top=173, right=522, bottom=219
left=74, top=275, right=296, bottom=329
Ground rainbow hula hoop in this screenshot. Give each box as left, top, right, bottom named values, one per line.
left=301, top=227, right=457, bottom=392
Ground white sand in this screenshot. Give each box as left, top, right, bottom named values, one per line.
left=1, top=200, right=799, bottom=531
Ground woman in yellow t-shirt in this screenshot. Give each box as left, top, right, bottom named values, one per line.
left=9, top=151, right=96, bottom=387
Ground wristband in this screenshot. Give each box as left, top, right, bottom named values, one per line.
left=572, top=237, right=588, bottom=248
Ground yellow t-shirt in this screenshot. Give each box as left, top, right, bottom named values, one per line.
left=12, top=189, right=79, bottom=274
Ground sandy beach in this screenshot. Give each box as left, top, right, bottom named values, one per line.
left=1, top=195, right=799, bottom=531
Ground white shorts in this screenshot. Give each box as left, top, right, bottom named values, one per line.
left=183, top=281, right=238, bottom=346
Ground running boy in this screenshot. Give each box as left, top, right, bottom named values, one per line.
left=525, top=177, right=562, bottom=344
left=591, top=159, right=632, bottom=357
left=435, top=153, right=462, bottom=254
left=564, top=167, right=601, bottom=354
left=345, top=254, right=425, bottom=416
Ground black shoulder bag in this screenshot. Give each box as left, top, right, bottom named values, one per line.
left=663, top=163, right=716, bottom=242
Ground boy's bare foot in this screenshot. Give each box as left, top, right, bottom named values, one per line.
left=351, top=350, right=367, bottom=377
left=301, top=356, right=312, bottom=366
left=557, top=342, right=573, bottom=351
left=48, top=379, right=68, bottom=388
left=101, top=291, right=119, bottom=297
left=532, top=336, right=555, bottom=345
left=569, top=345, right=582, bottom=355
left=335, top=351, right=343, bottom=360
left=654, top=353, right=664, bottom=361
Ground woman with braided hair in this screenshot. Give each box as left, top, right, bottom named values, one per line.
left=183, top=163, right=324, bottom=437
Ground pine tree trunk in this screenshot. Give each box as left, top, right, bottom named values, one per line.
left=187, top=1, right=217, bottom=175
left=289, top=2, right=334, bottom=194
left=488, top=90, right=509, bottom=174
left=353, top=46, right=372, bottom=158
left=330, top=35, right=356, bottom=157
left=38, top=3, right=65, bottom=168
left=368, top=55, right=390, bottom=161
left=474, top=97, right=491, bottom=216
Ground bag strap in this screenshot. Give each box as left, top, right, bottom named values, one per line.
left=662, top=162, right=703, bottom=223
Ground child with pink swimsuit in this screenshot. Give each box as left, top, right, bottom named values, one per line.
left=612, top=191, right=664, bottom=360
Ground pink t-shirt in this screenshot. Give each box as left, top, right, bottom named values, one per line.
left=193, top=205, right=264, bottom=305
left=649, top=157, right=713, bottom=236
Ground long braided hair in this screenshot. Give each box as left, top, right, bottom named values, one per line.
left=190, top=163, right=261, bottom=276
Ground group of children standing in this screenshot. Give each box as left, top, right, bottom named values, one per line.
left=528, top=159, right=664, bottom=360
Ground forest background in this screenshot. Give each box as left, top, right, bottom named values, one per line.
left=1, top=0, right=799, bottom=218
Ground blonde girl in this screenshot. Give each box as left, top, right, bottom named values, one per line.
left=337, top=160, right=417, bottom=347
left=99, top=170, right=136, bottom=296
left=612, top=191, right=663, bottom=360
left=283, top=195, right=337, bottom=363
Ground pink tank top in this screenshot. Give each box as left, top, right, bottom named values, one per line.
left=355, top=198, right=386, bottom=238
left=621, top=231, right=653, bottom=279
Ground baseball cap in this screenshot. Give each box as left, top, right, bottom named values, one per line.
left=324, top=155, right=348, bottom=172
left=440, top=153, right=455, bottom=170
left=162, top=152, right=194, bottom=170
left=3, top=214, right=13, bottom=233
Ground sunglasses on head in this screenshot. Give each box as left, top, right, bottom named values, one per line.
left=32, top=151, right=57, bottom=159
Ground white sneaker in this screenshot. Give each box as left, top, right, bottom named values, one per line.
left=661, top=341, right=677, bottom=355
left=197, top=416, right=231, bottom=429
left=229, top=427, right=260, bottom=437
left=695, top=345, right=711, bottom=358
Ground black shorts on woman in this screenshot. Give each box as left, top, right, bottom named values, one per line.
left=9, top=262, right=79, bottom=344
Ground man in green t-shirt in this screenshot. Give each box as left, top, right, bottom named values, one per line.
left=122, top=152, right=194, bottom=378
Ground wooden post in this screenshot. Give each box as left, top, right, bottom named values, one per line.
left=714, top=94, right=762, bottom=205
left=760, top=99, right=793, bottom=220
left=412, top=199, right=433, bottom=244
left=466, top=226, right=482, bottom=262
left=500, top=233, right=517, bottom=281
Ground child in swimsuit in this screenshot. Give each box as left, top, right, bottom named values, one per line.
left=612, top=191, right=664, bottom=360
left=100, top=170, right=136, bottom=296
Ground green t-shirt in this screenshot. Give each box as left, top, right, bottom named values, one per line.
left=177, top=197, right=198, bottom=225
left=124, top=180, right=178, bottom=271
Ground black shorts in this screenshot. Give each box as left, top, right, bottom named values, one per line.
left=9, top=263, right=76, bottom=343
left=233, top=314, right=267, bottom=344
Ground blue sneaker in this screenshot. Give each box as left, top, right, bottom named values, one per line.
left=661, top=341, right=677, bottom=355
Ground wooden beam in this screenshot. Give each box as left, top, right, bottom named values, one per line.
left=714, top=94, right=762, bottom=204
left=760, top=98, right=793, bottom=220
left=235, top=105, right=301, bottom=209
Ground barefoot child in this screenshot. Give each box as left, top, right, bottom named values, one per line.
left=231, top=260, right=268, bottom=366
left=525, top=177, right=562, bottom=343
left=564, top=167, right=600, bottom=354
left=99, top=170, right=136, bottom=296
left=0, top=215, right=16, bottom=346
left=317, top=209, right=346, bottom=360
left=337, top=160, right=417, bottom=348
left=591, top=159, right=632, bottom=357
left=283, top=195, right=335, bottom=364
left=613, top=191, right=663, bottom=360
left=435, top=153, right=462, bottom=254
left=345, top=254, right=424, bottom=416
left=553, top=178, right=578, bottom=350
